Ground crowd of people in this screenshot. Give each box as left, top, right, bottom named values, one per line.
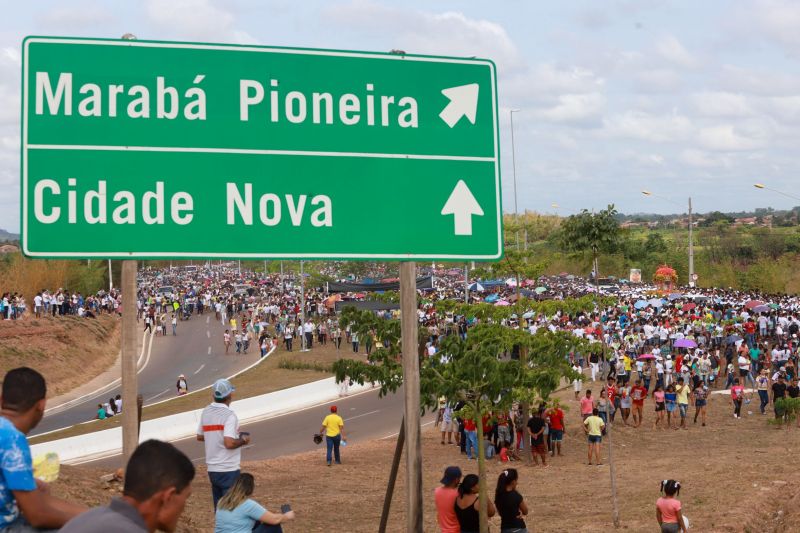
left=5, top=263, right=800, bottom=531
left=0, top=288, right=123, bottom=320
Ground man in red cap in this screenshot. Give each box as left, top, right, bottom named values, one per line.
left=319, top=405, right=346, bottom=466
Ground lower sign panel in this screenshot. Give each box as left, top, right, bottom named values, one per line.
left=22, top=149, right=502, bottom=260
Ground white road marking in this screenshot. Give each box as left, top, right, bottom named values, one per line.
left=345, top=410, right=380, bottom=422
left=145, top=389, right=170, bottom=402
left=194, top=364, right=206, bottom=375
left=206, top=316, right=210, bottom=324
left=207, top=346, right=212, bottom=355
left=206, top=330, right=211, bottom=338
left=44, top=329, right=155, bottom=415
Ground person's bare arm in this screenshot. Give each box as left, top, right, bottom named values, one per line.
left=676, top=508, right=686, bottom=532
left=519, top=499, right=529, bottom=515
left=656, top=506, right=663, bottom=525
left=223, top=435, right=249, bottom=449
left=14, top=489, right=87, bottom=529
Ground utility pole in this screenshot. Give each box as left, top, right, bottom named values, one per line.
left=108, top=259, right=113, bottom=292
left=510, top=109, right=520, bottom=250
left=399, top=262, right=422, bottom=532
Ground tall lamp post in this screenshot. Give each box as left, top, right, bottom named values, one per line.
left=641, top=191, right=695, bottom=287
left=510, top=109, right=520, bottom=250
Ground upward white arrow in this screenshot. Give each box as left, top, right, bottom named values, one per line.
left=441, top=180, right=484, bottom=236
left=439, top=83, right=479, bottom=128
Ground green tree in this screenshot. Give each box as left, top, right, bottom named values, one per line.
left=332, top=305, right=590, bottom=533
left=558, top=205, right=620, bottom=280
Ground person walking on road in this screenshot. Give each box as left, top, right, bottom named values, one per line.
left=318, top=405, right=345, bottom=466
left=223, top=330, right=231, bottom=355
left=197, top=379, right=251, bottom=509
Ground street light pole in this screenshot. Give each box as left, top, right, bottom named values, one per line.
left=754, top=183, right=800, bottom=203
left=510, top=109, right=520, bottom=250
left=642, top=190, right=696, bottom=286
left=688, top=197, right=694, bottom=286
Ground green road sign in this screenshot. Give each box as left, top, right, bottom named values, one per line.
left=21, top=36, right=503, bottom=260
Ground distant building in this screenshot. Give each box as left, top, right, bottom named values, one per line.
left=733, top=217, right=758, bottom=227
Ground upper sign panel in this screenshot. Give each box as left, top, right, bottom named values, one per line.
left=21, top=37, right=503, bottom=260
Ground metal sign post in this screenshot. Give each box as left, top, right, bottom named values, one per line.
left=120, top=259, right=138, bottom=462
left=399, top=262, right=421, bottom=532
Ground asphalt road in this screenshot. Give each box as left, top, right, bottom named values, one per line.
left=33, top=313, right=260, bottom=436
left=84, top=386, right=435, bottom=469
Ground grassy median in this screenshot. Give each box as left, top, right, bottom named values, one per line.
left=30, top=341, right=362, bottom=444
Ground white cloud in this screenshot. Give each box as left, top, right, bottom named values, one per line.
left=145, top=0, right=257, bottom=44
left=602, top=110, right=693, bottom=143
left=654, top=34, right=700, bottom=68
left=634, top=68, right=681, bottom=93
left=749, top=0, right=800, bottom=56
left=680, top=149, right=731, bottom=168
left=533, top=93, right=605, bottom=125
left=691, top=91, right=753, bottom=118
left=36, top=4, right=115, bottom=30
left=324, top=0, right=521, bottom=71
left=696, top=124, right=769, bottom=151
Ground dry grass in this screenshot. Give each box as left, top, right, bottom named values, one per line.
left=51, top=384, right=800, bottom=532
left=0, top=314, right=119, bottom=398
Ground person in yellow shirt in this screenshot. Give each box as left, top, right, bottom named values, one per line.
left=675, top=377, right=691, bottom=430
left=319, top=405, right=346, bottom=466
left=583, top=408, right=606, bottom=466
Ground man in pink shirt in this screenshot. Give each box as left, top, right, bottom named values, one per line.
left=435, top=466, right=462, bottom=533
left=580, top=390, right=595, bottom=420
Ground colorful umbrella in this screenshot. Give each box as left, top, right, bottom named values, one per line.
left=752, top=305, right=770, bottom=313
left=674, top=338, right=697, bottom=348
left=634, top=300, right=649, bottom=310
left=648, top=298, right=664, bottom=307
left=637, top=353, right=656, bottom=360
left=681, top=303, right=696, bottom=311
left=744, top=300, right=765, bottom=309
left=535, top=286, right=547, bottom=294
left=668, top=293, right=683, bottom=301
left=495, top=300, right=511, bottom=306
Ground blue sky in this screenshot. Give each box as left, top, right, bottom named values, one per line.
left=3, top=0, right=800, bottom=231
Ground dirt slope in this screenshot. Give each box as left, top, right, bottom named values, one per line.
left=48, top=385, right=800, bottom=532
left=0, top=314, right=119, bottom=397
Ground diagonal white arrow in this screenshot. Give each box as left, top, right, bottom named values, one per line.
left=439, top=83, right=479, bottom=128
left=441, top=180, right=484, bottom=236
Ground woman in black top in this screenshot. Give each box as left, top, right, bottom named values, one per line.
left=455, top=474, right=496, bottom=533
left=495, top=468, right=528, bottom=533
